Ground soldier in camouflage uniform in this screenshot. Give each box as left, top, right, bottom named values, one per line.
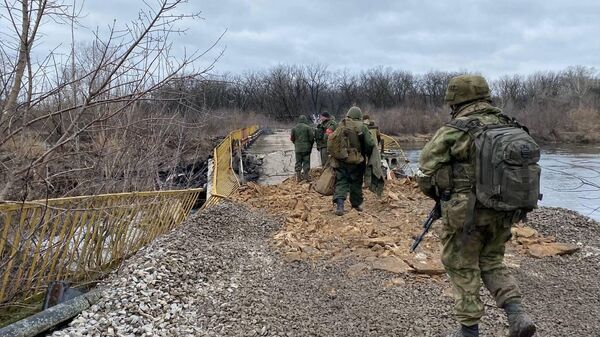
left=417, top=75, right=536, bottom=337
left=315, top=112, right=337, bottom=166
left=331, top=106, right=375, bottom=215
left=362, top=114, right=383, bottom=187
left=290, top=115, right=315, bottom=182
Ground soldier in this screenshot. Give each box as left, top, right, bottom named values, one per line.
left=362, top=114, right=383, bottom=151
left=362, top=114, right=383, bottom=187
left=315, top=112, right=337, bottom=166
left=417, top=75, right=537, bottom=337
left=329, top=106, right=375, bottom=216
left=290, top=115, right=315, bottom=182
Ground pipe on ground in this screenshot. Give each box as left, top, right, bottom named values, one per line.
left=0, top=290, right=102, bottom=337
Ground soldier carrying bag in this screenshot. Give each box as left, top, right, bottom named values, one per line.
left=327, top=119, right=364, bottom=165
left=447, top=116, right=542, bottom=213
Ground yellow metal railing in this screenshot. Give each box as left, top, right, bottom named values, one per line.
left=204, top=125, right=259, bottom=207
left=0, top=188, right=201, bottom=306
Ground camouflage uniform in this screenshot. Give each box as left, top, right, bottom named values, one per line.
left=290, top=115, right=315, bottom=180
left=362, top=115, right=383, bottom=187
left=316, top=117, right=337, bottom=166
left=418, top=75, right=535, bottom=337
left=332, top=107, right=375, bottom=211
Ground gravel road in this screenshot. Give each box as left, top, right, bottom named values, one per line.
left=51, top=203, right=600, bottom=337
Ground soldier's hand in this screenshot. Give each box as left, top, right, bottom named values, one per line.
left=416, top=170, right=437, bottom=200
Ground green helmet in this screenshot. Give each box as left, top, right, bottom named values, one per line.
left=444, top=75, right=491, bottom=106
left=298, top=115, right=309, bottom=124
left=346, top=106, right=362, bottom=120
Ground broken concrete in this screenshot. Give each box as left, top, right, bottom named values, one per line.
left=246, top=129, right=320, bottom=185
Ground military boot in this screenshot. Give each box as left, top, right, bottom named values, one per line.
left=335, top=199, right=344, bottom=216
left=446, top=325, right=479, bottom=337
left=296, top=172, right=303, bottom=182
left=353, top=203, right=364, bottom=212
left=504, top=303, right=536, bottom=337
left=302, top=170, right=310, bottom=182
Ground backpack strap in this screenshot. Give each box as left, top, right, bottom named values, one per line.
left=499, top=113, right=531, bottom=134
left=445, top=117, right=484, bottom=138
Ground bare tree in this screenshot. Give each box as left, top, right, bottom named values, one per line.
left=0, top=0, right=222, bottom=201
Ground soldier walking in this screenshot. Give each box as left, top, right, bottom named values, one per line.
left=362, top=114, right=383, bottom=187
left=362, top=114, right=383, bottom=151
left=329, top=106, right=375, bottom=215
left=290, top=115, right=315, bottom=182
left=315, top=112, right=337, bottom=166
left=417, top=75, right=538, bottom=337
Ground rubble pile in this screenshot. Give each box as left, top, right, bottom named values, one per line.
left=511, top=225, right=581, bottom=258
left=233, top=173, right=581, bottom=276
left=233, top=176, right=446, bottom=275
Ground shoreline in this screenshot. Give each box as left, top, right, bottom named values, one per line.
left=389, top=133, right=600, bottom=146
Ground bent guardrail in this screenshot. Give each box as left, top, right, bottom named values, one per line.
left=0, top=188, right=201, bottom=310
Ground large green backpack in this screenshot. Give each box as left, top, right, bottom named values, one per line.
left=447, top=116, right=542, bottom=212
left=327, top=118, right=364, bottom=164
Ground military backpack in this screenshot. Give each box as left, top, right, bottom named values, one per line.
left=447, top=116, right=542, bottom=212
left=327, top=118, right=364, bottom=164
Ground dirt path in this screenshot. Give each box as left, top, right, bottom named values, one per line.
left=51, top=203, right=600, bottom=337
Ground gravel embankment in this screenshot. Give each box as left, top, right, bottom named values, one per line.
left=51, top=204, right=600, bottom=337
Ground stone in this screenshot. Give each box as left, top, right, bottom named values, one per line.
left=403, top=256, right=445, bottom=275
left=383, top=278, right=406, bottom=288
left=372, top=256, right=412, bottom=274
left=528, top=243, right=581, bottom=258
left=362, top=237, right=398, bottom=247
left=347, top=263, right=370, bottom=277
left=512, top=226, right=538, bottom=238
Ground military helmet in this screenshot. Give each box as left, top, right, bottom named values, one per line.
left=298, top=115, right=309, bottom=124
left=444, top=75, right=491, bottom=106
left=346, top=106, right=362, bottom=120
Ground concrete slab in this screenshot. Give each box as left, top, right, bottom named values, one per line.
left=247, top=129, right=320, bottom=185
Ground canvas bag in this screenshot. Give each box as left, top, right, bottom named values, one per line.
left=314, top=166, right=336, bottom=196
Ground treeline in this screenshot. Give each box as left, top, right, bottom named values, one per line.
left=160, top=65, right=600, bottom=142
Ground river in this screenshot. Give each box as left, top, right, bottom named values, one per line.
left=402, top=143, right=600, bottom=221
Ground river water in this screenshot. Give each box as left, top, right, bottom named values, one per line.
left=402, top=144, right=600, bottom=221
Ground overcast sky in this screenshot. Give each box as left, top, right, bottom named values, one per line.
left=41, top=0, right=600, bottom=78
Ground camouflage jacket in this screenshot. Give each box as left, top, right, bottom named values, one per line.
left=291, top=116, right=315, bottom=153
left=418, top=101, right=518, bottom=227
left=419, top=101, right=505, bottom=181
left=315, top=119, right=337, bottom=149
left=365, top=121, right=382, bottom=145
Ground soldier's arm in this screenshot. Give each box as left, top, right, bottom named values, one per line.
left=418, top=126, right=469, bottom=198
left=362, top=124, right=376, bottom=155
left=290, top=128, right=296, bottom=143
left=330, top=120, right=338, bottom=131
left=418, top=126, right=467, bottom=176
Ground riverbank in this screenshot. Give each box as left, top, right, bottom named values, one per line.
left=49, top=203, right=599, bottom=337
left=390, top=132, right=600, bottom=145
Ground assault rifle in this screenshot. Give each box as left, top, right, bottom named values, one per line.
left=410, top=201, right=442, bottom=252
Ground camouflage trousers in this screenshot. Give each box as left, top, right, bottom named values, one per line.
left=333, top=163, right=365, bottom=207
left=318, top=147, right=329, bottom=167
left=294, top=151, right=311, bottom=174
left=440, top=193, right=522, bottom=326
